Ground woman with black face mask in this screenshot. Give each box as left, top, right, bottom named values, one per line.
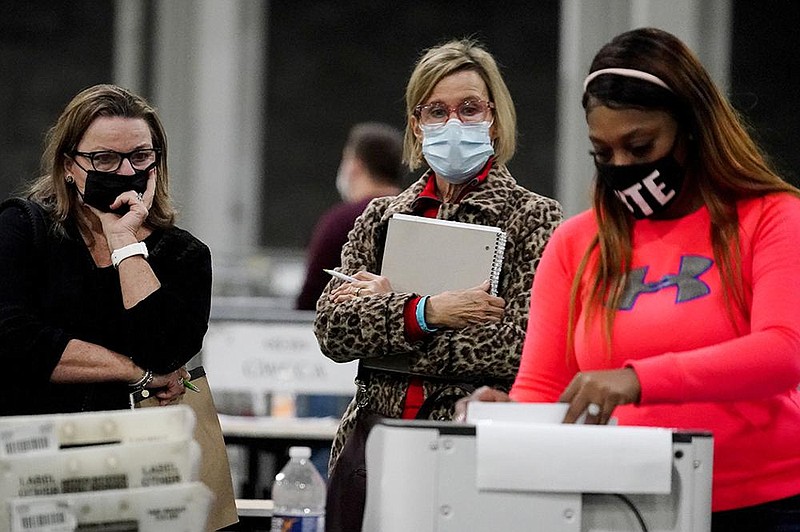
left=0, top=84, right=211, bottom=415
left=459, top=28, right=800, bottom=531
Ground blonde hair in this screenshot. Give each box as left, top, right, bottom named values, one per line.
left=28, top=84, right=176, bottom=236
left=570, top=27, right=800, bottom=355
left=402, top=38, right=517, bottom=170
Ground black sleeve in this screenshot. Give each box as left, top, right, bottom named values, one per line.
left=122, top=228, right=212, bottom=374
left=0, top=206, right=71, bottom=383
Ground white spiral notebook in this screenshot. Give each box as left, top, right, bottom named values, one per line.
left=380, top=213, right=507, bottom=296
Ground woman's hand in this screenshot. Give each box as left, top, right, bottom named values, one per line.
left=453, top=385, right=512, bottom=422
left=426, top=280, right=505, bottom=329
left=559, top=368, right=641, bottom=425
left=148, top=367, right=191, bottom=406
left=330, top=271, right=393, bottom=303
left=94, top=172, right=156, bottom=250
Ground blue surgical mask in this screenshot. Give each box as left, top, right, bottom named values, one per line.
left=335, top=165, right=350, bottom=201
left=421, top=119, right=494, bottom=184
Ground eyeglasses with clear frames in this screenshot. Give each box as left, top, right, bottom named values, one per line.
left=72, top=148, right=161, bottom=173
left=414, top=99, right=495, bottom=126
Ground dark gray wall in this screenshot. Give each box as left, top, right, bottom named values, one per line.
left=0, top=1, right=114, bottom=200
left=262, top=1, right=560, bottom=248
left=3, top=2, right=799, bottom=250
left=730, top=0, right=800, bottom=186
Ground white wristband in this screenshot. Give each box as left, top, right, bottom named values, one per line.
left=111, top=242, right=148, bottom=269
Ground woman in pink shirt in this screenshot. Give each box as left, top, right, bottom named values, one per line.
left=462, top=28, right=800, bottom=530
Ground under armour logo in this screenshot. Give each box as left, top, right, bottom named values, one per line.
left=618, top=255, right=713, bottom=310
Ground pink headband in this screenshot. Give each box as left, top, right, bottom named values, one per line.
left=583, top=67, right=672, bottom=93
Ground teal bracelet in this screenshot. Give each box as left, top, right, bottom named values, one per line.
left=415, top=295, right=438, bottom=333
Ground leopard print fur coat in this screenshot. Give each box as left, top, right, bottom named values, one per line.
left=314, top=164, right=563, bottom=471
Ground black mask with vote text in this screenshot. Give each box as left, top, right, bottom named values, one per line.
left=81, top=169, right=149, bottom=214
left=595, top=153, right=684, bottom=219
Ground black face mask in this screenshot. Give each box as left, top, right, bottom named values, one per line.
left=595, top=153, right=684, bottom=219
left=81, top=169, right=149, bottom=214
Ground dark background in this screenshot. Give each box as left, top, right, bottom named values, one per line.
left=0, top=1, right=114, bottom=199
left=729, top=0, right=800, bottom=185
left=1, top=0, right=798, bottom=250
left=262, top=0, right=559, bottom=247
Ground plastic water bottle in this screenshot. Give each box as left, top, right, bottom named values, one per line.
left=271, top=446, right=326, bottom=532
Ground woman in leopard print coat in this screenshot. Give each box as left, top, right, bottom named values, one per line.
left=314, top=40, right=563, bottom=480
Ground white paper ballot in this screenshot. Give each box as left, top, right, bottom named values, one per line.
left=467, top=402, right=570, bottom=424
left=467, top=401, right=614, bottom=425
left=475, top=421, right=673, bottom=494
left=8, top=482, right=213, bottom=532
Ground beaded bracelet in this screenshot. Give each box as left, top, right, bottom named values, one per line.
left=415, top=295, right=439, bottom=333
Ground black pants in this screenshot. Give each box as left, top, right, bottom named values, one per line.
left=325, top=410, right=382, bottom=532
left=712, top=494, right=800, bottom=532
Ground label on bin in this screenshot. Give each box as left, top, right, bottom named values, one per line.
left=271, top=514, right=324, bottom=532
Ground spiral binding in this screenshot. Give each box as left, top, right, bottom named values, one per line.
left=489, top=231, right=507, bottom=296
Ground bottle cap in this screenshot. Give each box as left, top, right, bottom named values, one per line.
left=289, top=446, right=312, bottom=459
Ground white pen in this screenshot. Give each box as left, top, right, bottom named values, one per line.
left=323, top=268, right=357, bottom=283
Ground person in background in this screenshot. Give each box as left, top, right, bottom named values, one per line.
left=0, top=84, right=212, bottom=415
left=295, top=122, right=403, bottom=311
left=459, top=28, right=800, bottom=531
left=315, top=38, right=562, bottom=531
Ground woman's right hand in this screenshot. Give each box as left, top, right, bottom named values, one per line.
left=453, top=385, right=512, bottom=422
left=98, top=172, right=156, bottom=251
left=330, top=270, right=392, bottom=303
left=426, top=280, right=505, bottom=329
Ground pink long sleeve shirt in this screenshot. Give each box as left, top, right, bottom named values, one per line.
left=510, top=193, right=800, bottom=511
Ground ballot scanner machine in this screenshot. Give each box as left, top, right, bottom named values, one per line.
left=363, top=404, right=712, bottom=532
